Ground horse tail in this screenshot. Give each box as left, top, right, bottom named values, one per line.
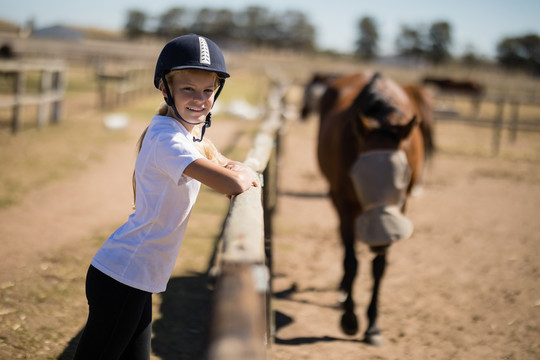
left=402, top=84, right=436, bottom=160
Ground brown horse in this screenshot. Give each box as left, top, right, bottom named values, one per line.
left=313, top=71, right=433, bottom=345
left=421, top=75, right=484, bottom=117
left=421, top=75, right=484, bottom=97
left=302, top=72, right=435, bottom=161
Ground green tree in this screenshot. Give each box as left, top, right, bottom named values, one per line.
left=395, top=24, right=426, bottom=59
left=275, top=10, right=315, bottom=51
left=191, top=8, right=217, bottom=37
left=156, top=7, right=187, bottom=39
left=236, top=6, right=272, bottom=47
left=212, top=9, right=236, bottom=42
left=124, top=9, right=147, bottom=39
left=123, top=5, right=315, bottom=51
left=427, top=21, right=452, bottom=64
left=497, top=33, right=540, bottom=75
left=355, top=16, right=379, bottom=60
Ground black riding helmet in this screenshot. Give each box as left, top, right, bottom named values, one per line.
left=154, top=34, right=230, bottom=141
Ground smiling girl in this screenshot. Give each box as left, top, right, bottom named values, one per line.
left=74, top=34, right=257, bottom=360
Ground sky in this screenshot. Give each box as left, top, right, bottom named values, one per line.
left=2, top=0, right=540, bottom=58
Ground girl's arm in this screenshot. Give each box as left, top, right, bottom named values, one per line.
left=184, top=157, right=258, bottom=196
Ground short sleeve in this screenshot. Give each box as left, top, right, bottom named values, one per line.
left=154, top=132, right=203, bottom=184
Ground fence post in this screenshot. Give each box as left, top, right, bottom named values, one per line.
left=491, top=97, right=505, bottom=156
left=508, top=100, right=520, bottom=144
left=37, top=69, right=53, bottom=128
left=95, top=65, right=151, bottom=110
left=12, top=70, right=25, bottom=133
left=51, top=70, right=64, bottom=124
left=1, top=61, right=65, bottom=133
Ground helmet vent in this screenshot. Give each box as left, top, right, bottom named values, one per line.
left=198, top=37, right=211, bottom=65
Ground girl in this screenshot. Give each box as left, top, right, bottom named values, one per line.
left=74, top=34, right=257, bottom=360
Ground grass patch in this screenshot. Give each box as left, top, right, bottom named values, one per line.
left=433, top=122, right=540, bottom=161
left=219, top=68, right=271, bottom=106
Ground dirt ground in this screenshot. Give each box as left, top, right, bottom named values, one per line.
left=1, top=94, right=539, bottom=360
left=270, top=118, right=540, bottom=360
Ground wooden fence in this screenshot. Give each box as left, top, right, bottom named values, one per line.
left=95, top=63, right=152, bottom=109
left=0, top=60, right=66, bottom=133
left=206, top=81, right=286, bottom=360
left=433, top=92, right=540, bottom=155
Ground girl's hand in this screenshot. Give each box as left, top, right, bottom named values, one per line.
left=224, top=160, right=243, bottom=171
left=225, top=161, right=259, bottom=187
left=184, top=158, right=258, bottom=196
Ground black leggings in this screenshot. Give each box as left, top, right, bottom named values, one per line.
left=74, top=265, right=152, bottom=360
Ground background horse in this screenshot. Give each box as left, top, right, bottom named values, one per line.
left=314, top=71, right=434, bottom=345
left=421, top=75, right=484, bottom=97
left=421, top=75, right=484, bottom=117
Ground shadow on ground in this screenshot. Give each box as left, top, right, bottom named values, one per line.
left=273, top=285, right=366, bottom=347
left=57, top=272, right=213, bottom=360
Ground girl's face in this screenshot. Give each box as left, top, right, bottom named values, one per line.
left=164, top=70, right=218, bottom=126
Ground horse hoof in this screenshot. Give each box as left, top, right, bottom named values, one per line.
left=363, top=333, right=383, bottom=347
left=340, top=313, right=359, bottom=335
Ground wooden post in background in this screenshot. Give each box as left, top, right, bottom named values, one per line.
left=12, top=70, right=24, bottom=133
left=508, top=100, right=520, bottom=144
left=491, top=97, right=505, bottom=156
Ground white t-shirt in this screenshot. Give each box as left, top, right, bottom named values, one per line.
left=92, top=115, right=204, bottom=293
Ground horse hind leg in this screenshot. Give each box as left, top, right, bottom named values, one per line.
left=364, top=247, right=388, bottom=346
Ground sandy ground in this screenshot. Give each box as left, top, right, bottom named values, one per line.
left=0, top=107, right=539, bottom=359
left=269, top=118, right=540, bottom=359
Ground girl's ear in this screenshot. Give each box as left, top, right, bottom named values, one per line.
left=160, top=78, right=174, bottom=106
left=161, top=82, right=168, bottom=98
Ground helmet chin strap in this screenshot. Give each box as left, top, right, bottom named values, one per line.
left=162, top=78, right=212, bottom=142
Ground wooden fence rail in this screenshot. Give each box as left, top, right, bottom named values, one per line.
left=206, top=81, right=286, bottom=360
left=434, top=93, right=540, bottom=155
left=0, top=60, right=66, bottom=133
left=95, top=63, right=152, bottom=109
